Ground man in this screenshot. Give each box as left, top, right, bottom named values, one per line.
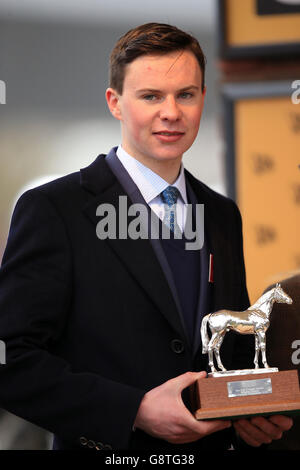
left=0, top=23, right=292, bottom=451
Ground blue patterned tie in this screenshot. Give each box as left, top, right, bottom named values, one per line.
left=160, top=186, right=182, bottom=237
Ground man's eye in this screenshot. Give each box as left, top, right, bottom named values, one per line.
left=179, top=92, right=193, bottom=99
left=143, top=95, right=157, bottom=101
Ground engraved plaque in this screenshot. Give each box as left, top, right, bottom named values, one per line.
left=227, top=378, right=272, bottom=398
left=195, top=370, right=300, bottom=420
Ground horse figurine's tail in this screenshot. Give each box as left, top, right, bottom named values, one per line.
left=201, top=314, right=210, bottom=353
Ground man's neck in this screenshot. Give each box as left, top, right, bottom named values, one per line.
left=120, top=147, right=182, bottom=184
left=144, top=159, right=181, bottom=184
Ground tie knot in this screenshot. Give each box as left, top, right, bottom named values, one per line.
left=160, top=186, right=180, bottom=207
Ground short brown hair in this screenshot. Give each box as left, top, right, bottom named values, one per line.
left=109, top=23, right=206, bottom=94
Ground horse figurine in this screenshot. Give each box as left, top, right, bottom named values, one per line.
left=201, top=283, right=292, bottom=374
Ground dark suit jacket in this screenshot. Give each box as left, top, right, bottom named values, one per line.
left=0, top=148, right=251, bottom=451
left=264, top=275, right=300, bottom=450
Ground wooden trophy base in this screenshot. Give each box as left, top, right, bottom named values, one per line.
left=193, top=369, right=300, bottom=420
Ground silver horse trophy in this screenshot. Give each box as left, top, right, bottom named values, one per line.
left=201, top=283, right=292, bottom=376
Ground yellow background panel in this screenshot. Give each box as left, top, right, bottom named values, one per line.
left=235, top=97, right=300, bottom=302
left=226, top=0, right=300, bottom=46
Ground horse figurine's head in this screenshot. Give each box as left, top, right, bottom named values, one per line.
left=273, top=283, right=293, bottom=305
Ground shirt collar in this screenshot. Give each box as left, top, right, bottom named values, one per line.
left=116, top=145, right=188, bottom=204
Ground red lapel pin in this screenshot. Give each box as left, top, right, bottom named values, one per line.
left=208, top=253, right=214, bottom=283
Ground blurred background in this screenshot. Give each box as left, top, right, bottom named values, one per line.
left=0, top=0, right=299, bottom=450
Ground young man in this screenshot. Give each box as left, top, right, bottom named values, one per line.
left=0, top=23, right=292, bottom=451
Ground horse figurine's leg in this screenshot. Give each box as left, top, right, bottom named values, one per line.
left=254, top=334, right=260, bottom=368
left=257, top=330, right=269, bottom=368
left=208, top=331, right=226, bottom=373
left=214, top=331, right=227, bottom=371
left=208, top=344, right=216, bottom=373
left=207, top=332, right=219, bottom=373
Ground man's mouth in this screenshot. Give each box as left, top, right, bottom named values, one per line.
left=153, top=131, right=185, bottom=143
left=153, top=131, right=184, bottom=136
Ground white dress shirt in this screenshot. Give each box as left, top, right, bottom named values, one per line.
left=116, top=145, right=188, bottom=232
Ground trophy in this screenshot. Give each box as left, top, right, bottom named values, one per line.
left=194, top=284, right=300, bottom=420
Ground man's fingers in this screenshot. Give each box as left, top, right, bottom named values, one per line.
left=234, top=418, right=273, bottom=445
left=165, top=419, right=231, bottom=444
left=234, top=415, right=293, bottom=447
left=195, top=418, right=232, bottom=437
left=234, top=419, right=268, bottom=446
left=169, top=371, right=207, bottom=392
left=250, top=417, right=283, bottom=440
left=234, top=415, right=290, bottom=446
left=268, top=414, right=293, bottom=432
left=163, top=414, right=232, bottom=444
left=234, top=421, right=262, bottom=447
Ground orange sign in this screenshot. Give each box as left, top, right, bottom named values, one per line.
left=234, top=93, right=300, bottom=301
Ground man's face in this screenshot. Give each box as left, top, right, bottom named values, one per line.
left=106, top=50, right=206, bottom=168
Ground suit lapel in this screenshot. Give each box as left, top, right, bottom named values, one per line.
left=80, top=152, right=190, bottom=347
left=185, top=171, right=228, bottom=315
left=185, top=177, right=210, bottom=355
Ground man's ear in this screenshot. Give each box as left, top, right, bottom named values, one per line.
left=105, top=88, right=122, bottom=121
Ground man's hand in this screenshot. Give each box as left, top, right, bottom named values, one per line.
left=234, top=415, right=293, bottom=447
left=134, top=371, right=232, bottom=444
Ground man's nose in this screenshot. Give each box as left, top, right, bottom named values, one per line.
left=159, top=96, right=182, bottom=121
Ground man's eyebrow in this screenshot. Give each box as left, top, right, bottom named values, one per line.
left=136, top=85, right=199, bottom=94
left=178, top=85, right=200, bottom=92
